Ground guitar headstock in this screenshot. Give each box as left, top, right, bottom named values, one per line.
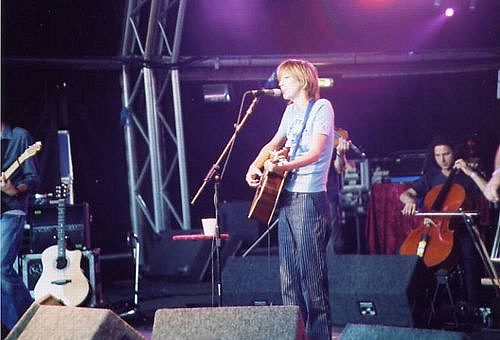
left=18, top=141, right=42, bottom=162
left=55, top=183, right=69, bottom=201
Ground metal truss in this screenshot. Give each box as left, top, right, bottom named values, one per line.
left=119, top=0, right=190, bottom=255
left=6, top=48, right=499, bottom=79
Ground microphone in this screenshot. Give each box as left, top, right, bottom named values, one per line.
left=250, top=88, right=282, bottom=97
left=349, top=142, right=366, bottom=158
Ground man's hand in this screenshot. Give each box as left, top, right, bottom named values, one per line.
left=401, top=200, right=417, bottom=215
left=453, top=158, right=474, bottom=176
left=245, top=165, right=263, bottom=188
left=336, top=137, right=350, bottom=156
left=0, top=173, right=18, bottom=196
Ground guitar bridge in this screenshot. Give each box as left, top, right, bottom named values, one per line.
left=51, top=279, right=72, bottom=285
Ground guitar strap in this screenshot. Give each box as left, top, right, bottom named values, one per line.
left=1, top=139, right=10, bottom=171
left=289, top=99, right=316, bottom=160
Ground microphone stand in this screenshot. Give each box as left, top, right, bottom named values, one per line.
left=416, top=211, right=500, bottom=296
left=119, top=233, right=143, bottom=320
left=242, top=218, right=279, bottom=257
left=191, top=95, right=261, bottom=307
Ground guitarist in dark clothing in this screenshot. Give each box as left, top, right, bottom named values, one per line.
left=1, top=120, right=40, bottom=332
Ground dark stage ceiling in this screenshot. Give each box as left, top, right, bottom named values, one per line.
left=2, top=0, right=500, bottom=58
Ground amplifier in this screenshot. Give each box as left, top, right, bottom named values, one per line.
left=18, top=249, right=103, bottom=307
left=388, top=149, right=426, bottom=177
left=341, top=158, right=370, bottom=193
left=26, top=203, right=91, bottom=253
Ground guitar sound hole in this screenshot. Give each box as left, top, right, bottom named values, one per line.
left=56, top=257, right=68, bottom=269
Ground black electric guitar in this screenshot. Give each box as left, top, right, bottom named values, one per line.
left=248, top=147, right=290, bottom=225
left=33, top=184, right=89, bottom=306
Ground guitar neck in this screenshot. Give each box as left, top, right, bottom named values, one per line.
left=3, top=141, right=42, bottom=181
left=3, top=158, right=21, bottom=181
left=57, top=198, right=66, bottom=259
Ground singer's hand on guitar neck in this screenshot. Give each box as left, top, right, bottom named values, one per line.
left=264, top=159, right=287, bottom=176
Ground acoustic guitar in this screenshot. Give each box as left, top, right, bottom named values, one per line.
left=248, top=147, right=290, bottom=225
left=2, top=141, right=42, bottom=180
left=33, top=184, right=90, bottom=306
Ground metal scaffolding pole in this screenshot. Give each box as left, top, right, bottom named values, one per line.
left=119, top=0, right=191, bottom=264
left=170, top=0, right=190, bottom=231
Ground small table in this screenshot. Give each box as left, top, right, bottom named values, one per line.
left=172, top=233, right=230, bottom=307
left=172, top=233, right=230, bottom=242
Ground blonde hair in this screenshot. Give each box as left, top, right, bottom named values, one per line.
left=277, top=59, right=320, bottom=100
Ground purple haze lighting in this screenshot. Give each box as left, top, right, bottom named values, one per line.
left=444, top=7, right=455, bottom=17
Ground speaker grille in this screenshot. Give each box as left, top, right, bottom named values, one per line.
left=7, top=305, right=143, bottom=340
left=341, top=323, right=468, bottom=340
left=152, top=306, right=305, bottom=340
left=222, top=255, right=282, bottom=306
left=329, top=255, right=427, bottom=327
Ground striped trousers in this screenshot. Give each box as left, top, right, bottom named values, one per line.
left=278, top=191, right=332, bottom=340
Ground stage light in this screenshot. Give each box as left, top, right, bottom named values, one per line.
left=202, top=84, right=231, bottom=103
left=444, top=7, right=454, bottom=17
left=469, top=0, right=477, bottom=10
left=318, top=78, right=334, bottom=88
left=433, top=0, right=441, bottom=7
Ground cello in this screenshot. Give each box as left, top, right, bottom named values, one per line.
left=399, top=168, right=465, bottom=269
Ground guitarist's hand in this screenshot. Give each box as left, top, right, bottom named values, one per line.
left=0, top=174, right=19, bottom=197
left=264, top=159, right=287, bottom=176
left=246, top=165, right=263, bottom=188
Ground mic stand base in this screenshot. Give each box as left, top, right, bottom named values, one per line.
left=214, top=231, right=223, bottom=307
left=120, top=307, right=139, bottom=318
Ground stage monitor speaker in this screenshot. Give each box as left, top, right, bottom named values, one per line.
left=147, top=229, right=213, bottom=282
left=340, top=323, right=468, bottom=340
left=219, top=201, right=265, bottom=246
left=329, top=255, right=428, bottom=328
left=152, top=306, right=305, bottom=340
left=6, top=304, right=144, bottom=340
left=222, top=255, right=282, bottom=306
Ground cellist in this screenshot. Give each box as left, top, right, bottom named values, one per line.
left=399, top=135, right=487, bottom=314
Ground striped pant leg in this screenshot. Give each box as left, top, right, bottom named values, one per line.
left=279, top=191, right=332, bottom=340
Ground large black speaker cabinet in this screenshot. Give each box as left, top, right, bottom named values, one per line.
left=222, top=255, right=282, bottom=306
left=329, top=255, right=428, bottom=327
left=147, top=229, right=213, bottom=282
left=219, top=201, right=265, bottom=246
left=152, top=306, right=305, bottom=340
left=340, top=323, right=469, bottom=340
left=6, top=304, right=144, bottom=340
